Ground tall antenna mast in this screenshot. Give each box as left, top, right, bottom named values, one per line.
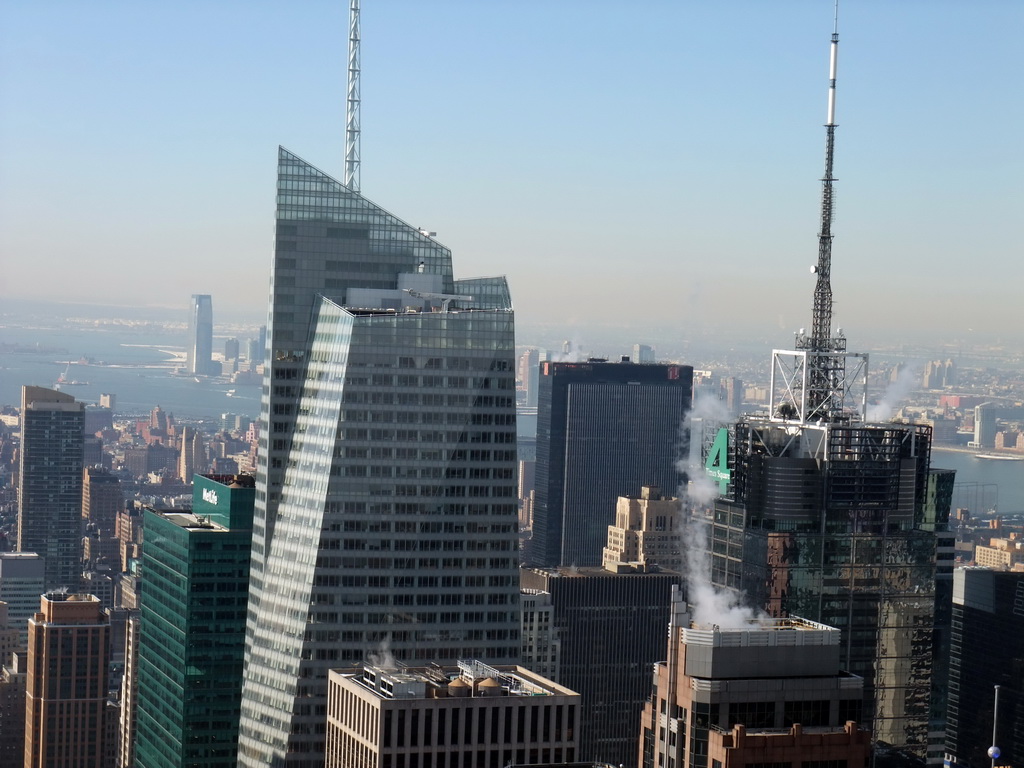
left=795, top=0, right=847, bottom=420
left=344, top=0, right=361, bottom=191
left=772, top=1, right=868, bottom=425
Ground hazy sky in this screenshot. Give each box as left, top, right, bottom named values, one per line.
left=1, top=1, right=1020, bottom=348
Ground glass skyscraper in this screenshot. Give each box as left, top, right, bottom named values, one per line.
left=705, top=419, right=951, bottom=760
left=237, top=149, right=520, bottom=767
left=945, top=568, right=1024, bottom=768
left=529, top=361, right=692, bottom=568
left=134, top=474, right=255, bottom=768
left=187, top=293, right=214, bottom=376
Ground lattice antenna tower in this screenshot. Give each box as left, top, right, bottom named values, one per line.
left=344, top=0, right=361, bottom=191
left=771, top=1, right=868, bottom=425
left=811, top=4, right=839, bottom=352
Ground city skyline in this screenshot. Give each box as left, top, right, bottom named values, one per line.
left=1, top=1, right=1021, bottom=346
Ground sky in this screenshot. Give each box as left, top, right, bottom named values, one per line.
left=1, top=0, right=1021, bottom=350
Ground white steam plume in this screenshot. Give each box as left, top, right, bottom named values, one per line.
left=677, top=393, right=766, bottom=629
left=866, top=362, right=921, bottom=422
left=366, top=635, right=398, bottom=670
left=549, top=338, right=588, bottom=363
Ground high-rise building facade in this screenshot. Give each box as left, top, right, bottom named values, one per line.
left=134, top=474, right=254, bottom=768
left=326, top=661, right=581, bottom=768
left=82, top=466, right=123, bottom=535
left=18, top=385, right=85, bottom=593
left=0, top=652, right=26, bottom=767
left=945, top=568, right=1024, bottom=768
left=602, top=485, right=684, bottom=573
left=187, top=294, right=215, bottom=376
left=0, top=553, right=45, bottom=650
left=529, top=361, right=692, bottom=568
left=521, top=566, right=678, bottom=767
left=706, top=417, right=946, bottom=757
left=24, top=593, right=109, bottom=768
left=237, top=149, right=520, bottom=767
left=177, top=425, right=205, bottom=481
left=520, top=589, right=560, bottom=683
left=638, top=607, right=871, bottom=768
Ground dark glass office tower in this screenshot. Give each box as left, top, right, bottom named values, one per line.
left=237, top=149, right=520, bottom=767
left=17, top=386, right=84, bottom=592
left=706, top=418, right=950, bottom=760
left=529, top=360, right=692, bottom=568
left=945, top=568, right=1024, bottom=768
left=187, top=294, right=214, bottom=376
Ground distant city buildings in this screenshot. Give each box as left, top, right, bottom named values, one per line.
left=631, top=344, right=655, bottom=364
left=973, top=534, right=1024, bottom=570
left=224, top=337, right=240, bottom=362
left=518, top=348, right=541, bottom=408
left=972, top=403, right=997, bottom=449
left=923, top=359, right=957, bottom=389
left=18, top=385, right=85, bottom=592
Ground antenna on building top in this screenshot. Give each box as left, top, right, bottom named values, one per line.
left=344, top=0, right=361, bottom=191
left=792, top=0, right=847, bottom=420
left=772, top=1, right=868, bottom=425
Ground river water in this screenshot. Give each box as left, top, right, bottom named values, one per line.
left=0, top=325, right=260, bottom=423
left=931, top=447, right=1024, bottom=517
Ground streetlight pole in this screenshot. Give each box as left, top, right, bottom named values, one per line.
left=988, top=684, right=1001, bottom=768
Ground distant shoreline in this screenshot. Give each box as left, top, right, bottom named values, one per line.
left=933, top=445, right=1024, bottom=458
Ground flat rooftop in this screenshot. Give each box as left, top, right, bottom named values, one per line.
left=341, top=659, right=576, bottom=701
left=683, top=616, right=839, bottom=646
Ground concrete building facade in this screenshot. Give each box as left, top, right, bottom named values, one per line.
left=602, top=486, right=684, bottom=573
left=326, top=660, right=580, bottom=768
left=638, top=608, right=870, bottom=768
left=24, top=593, right=109, bottom=768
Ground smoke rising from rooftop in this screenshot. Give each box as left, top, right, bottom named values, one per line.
left=677, top=393, right=766, bottom=629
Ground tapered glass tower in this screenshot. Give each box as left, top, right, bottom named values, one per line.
left=187, top=294, right=214, bottom=376
left=237, top=149, right=520, bottom=767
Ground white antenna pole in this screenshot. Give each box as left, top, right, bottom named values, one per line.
left=344, top=0, right=361, bottom=191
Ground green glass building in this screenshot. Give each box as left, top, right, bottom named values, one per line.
left=134, top=474, right=255, bottom=768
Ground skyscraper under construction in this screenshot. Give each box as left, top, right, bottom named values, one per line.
left=700, top=11, right=953, bottom=761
